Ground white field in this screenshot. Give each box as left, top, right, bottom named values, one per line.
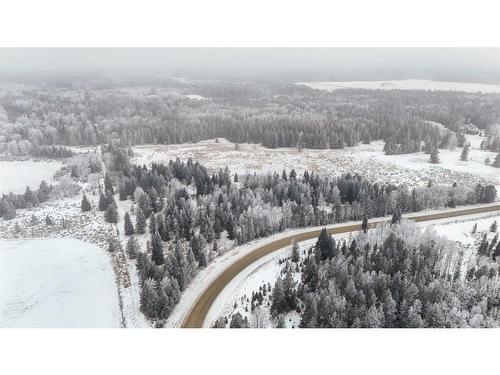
left=132, top=136, right=499, bottom=190
left=184, top=94, right=207, bottom=101
left=0, top=238, right=121, bottom=328
left=0, top=189, right=150, bottom=328
left=205, top=211, right=500, bottom=328
left=299, top=80, right=500, bottom=94
left=0, top=160, right=62, bottom=195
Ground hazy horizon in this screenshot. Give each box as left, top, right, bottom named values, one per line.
left=1, top=48, right=499, bottom=83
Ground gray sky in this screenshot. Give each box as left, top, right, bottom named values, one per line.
left=1, top=48, right=499, bottom=82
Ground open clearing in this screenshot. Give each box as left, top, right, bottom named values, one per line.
left=0, top=160, right=62, bottom=195
left=0, top=238, right=121, bottom=328
left=299, top=79, right=500, bottom=93
left=132, top=137, right=498, bottom=189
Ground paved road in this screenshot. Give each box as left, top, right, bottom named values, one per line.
left=182, top=203, right=500, bottom=327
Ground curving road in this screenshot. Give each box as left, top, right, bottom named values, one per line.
left=182, top=203, right=500, bottom=327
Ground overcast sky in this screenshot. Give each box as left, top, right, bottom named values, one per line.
left=1, top=48, right=499, bottom=82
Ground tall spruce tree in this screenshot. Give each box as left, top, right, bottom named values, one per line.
left=149, top=213, right=157, bottom=236
left=391, top=207, right=402, bottom=225
left=135, top=207, right=147, bottom=234
left=151, top=230, right=165, bottom=265
left=105, top=204, right=118, bottom=224
left=81, top=194, right=91, bottom=212
left=291, top=239, right=300, bottom=263
left=460, top=144, right=470, bottom=161
left=126, top=236, right=140, bottom=259
left=104, top=173, right=114, bottom=194
left=362, top=216, right=369, bottom=233
left=314, top=228, right=334, bottom=261
left=430, top=147, right=440, bottom=164
left=124, top=212, right=134, bottom=235
left=98, top=192, right=108, bottom=211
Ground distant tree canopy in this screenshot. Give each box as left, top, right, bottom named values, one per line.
left=1, top=82, right=499, bottom=158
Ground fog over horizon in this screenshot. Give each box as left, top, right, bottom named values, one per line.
left=1, top=48, right=499, bottom=83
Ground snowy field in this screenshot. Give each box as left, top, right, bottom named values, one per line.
left=132, top=137, right=498, bottom=189
left=0, top=160, right=62, bottom=194
left=0, top=238, right=121, bottom=328
left=299, top=80, right=500, bottom=94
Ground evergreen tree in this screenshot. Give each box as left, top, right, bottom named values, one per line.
left=104, top=173, right=114, bottom=194
left=361, top=216, right=369, bottom=234
left=270, top=277, right=285, bottom=317
left=471, top=223, right=478, bottom=234
left=126, top=236, right=140, bottom=259
left=460, top=144, right=470, bottom=161
left=151, top=230, right=165, bottom=265
left=314, top=228, right=335, bottom=261
left=212, top=317, right=227, bottom=328
left=105, top=204, right=118, bottom=224
left=490, top=221, right=497, bottom=233
left=30, top=214, right=39, bottom=225
left=282, top=266, right=297, bottom=311
left=2, top=200, right=16, bottom=220
left=229, top=312, right=249, bottom=328
left=477, top=233, right=489, bottom=256
left=98, top=192, right=108, bottom=211
left=135, top=207, right=147, bottom=234
left=493, top=153, right=500, bottom=168
left=391, top=207, right=402, bottom=225
left=81, top=194, right=92, bottom=212
left=149, top=213, right=157, bottom=236
left=105, top=189, right=115, bottom=207
left=124, top=212, right=134, bottom=235
left=291, top=239, right=300, bottom=263
left=430, top=147, right=440, bottom=164
left=45, top=215, right=53, bottom=225
left=108, top=237, right=121, bottom=253
left=493, top=242, right=500, bottom=261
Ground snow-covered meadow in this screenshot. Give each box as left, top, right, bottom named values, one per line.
left=132, top=136, right=498, bottom=189
left=0, top=160, right=62, bottom=194
left=0, top=238, right=121, bottom=328
left=299, top=80, right=500, bottom=94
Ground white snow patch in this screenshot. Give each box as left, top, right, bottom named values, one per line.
left=185, top=94, right=207, bottom=101
left=299, top=80, right=500, bottom=94
left=0, top=238, right=121, bottom=328
left=0, top=160, right=62, bottom=194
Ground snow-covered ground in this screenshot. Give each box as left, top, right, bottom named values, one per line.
left=184, top=94, right=207, bottom=101
left=0, top=160, right=62, bottom=194
left=355, top=138, right=499, bottom=190
left=0, top=238, right=121, bottom=328
left=299, top=80, right=500, bottom=94
left=132, top=136, right=498, bottom=189
left=0, top=176, right=150, bottom=327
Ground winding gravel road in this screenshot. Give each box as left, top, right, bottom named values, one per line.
left=182, top=203, right=500, bottom=327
